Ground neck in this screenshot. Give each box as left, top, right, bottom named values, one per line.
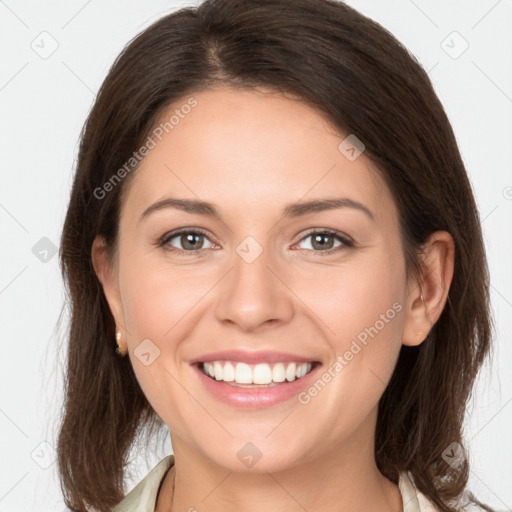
left=155, top=422, right=402, bottom=512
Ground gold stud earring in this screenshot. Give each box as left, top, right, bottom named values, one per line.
left=115, top=330, right=126, bottom=357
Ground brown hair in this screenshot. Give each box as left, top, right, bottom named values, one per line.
left=56, top=0, right=495, bottom=510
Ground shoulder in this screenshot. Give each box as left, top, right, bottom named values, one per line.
left=400, top=471, right=491, bottom=512
left=113, top=454, right=175, bottom=512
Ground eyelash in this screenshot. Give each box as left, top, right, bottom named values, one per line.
left=158, top=228, right=354, bottom=256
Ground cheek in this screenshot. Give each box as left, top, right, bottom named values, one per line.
left=296, top=248, right=404, bottom=341
left=118, top=259, right=201, bottom=428
left=295, top=249, right=405, bottom=400
left=120, top=253, right=208, bottom=343
left=118, top=255, right=216, bottom=404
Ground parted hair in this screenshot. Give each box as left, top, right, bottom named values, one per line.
left=56, top=0, right=494, bottom=510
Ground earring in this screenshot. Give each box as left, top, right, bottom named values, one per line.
left=115, top=330, right=126, bottom=357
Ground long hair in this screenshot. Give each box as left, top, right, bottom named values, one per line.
left=56, top=1, right=494, bottom=510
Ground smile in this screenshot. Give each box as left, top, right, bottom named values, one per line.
left=192, top=361, right=323, bottom=408
left=199, top=360, right=317, bottom=385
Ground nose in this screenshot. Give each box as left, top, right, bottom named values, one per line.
left=214, top=240, right=295, bottom=332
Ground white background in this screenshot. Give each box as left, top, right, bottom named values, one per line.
left=0, top=1, right=511, bottom=510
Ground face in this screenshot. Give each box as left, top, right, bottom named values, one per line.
left=96, top=85, right=416, bottom=472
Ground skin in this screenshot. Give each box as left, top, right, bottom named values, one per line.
left=92, top=85, right=454, bottom=512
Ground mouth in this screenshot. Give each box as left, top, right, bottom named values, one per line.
left=194, top=360, right=322, bottom=388
left=189, top=350, right=325, bottom=408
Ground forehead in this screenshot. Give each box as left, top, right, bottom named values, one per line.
left=121, top=86, right=395, bottom=226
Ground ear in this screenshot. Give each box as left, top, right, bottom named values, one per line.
left=91, top=235, right=126, bottom=340
left=401, top=231, right=455, bottom=347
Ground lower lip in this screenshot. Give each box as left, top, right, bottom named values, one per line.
left=192, top=363, right=322, bottom=409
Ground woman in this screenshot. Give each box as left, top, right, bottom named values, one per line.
left=56, top=0, right=495, bottom=511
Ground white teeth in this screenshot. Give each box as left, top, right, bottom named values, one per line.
left=214, top=361, right=223, bottom=380
left=286, top=362, right=296, bottom=382
left=253, top=363, right=273, bottom=384
left=223, top=362, right=235, bottom=381
left=235, top=362, right=252, bottom=384
left=297, top=363, right=307, bottom=378
left=272, top=363, right=286, bottom=383
left=201, top=361, right=313, bottom=384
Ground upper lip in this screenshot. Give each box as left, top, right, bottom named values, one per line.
left=189, top=350, right=321, bottom=365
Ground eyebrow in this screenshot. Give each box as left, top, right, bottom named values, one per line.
left=139, top=196, right=375, bottom=223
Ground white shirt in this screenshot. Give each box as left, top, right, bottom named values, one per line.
left=112, top=454, right=486, bottom=512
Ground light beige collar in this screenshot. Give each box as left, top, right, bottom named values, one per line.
left=398, top=471, right=422, bottom=512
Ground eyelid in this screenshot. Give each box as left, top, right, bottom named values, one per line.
left=297, top=228, right=353, bottom=244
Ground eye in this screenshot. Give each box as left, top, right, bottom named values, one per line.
left=294, top=229, right=354, bottom=256
left=159, top=228, right=216, bottom=253
left=158, top=228, right=354, bottom=256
